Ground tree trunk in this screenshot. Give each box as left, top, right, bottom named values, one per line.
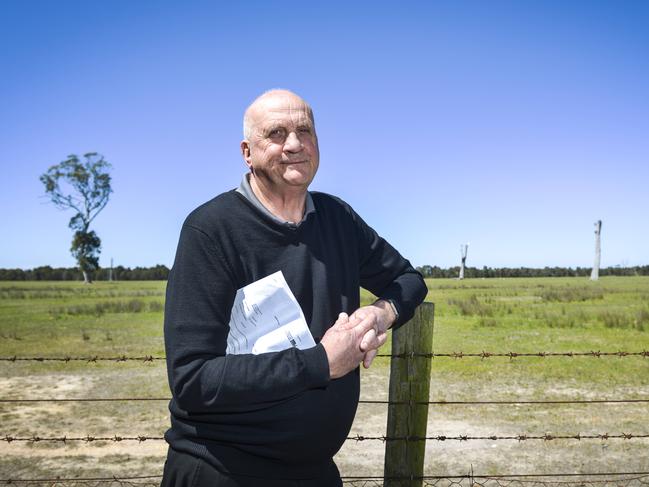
left=82, top=270, right=92, bottom=284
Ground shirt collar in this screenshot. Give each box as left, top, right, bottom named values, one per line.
left=236, top=173, right=315, bottom=225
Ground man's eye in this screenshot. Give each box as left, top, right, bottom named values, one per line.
left=298, top=127, right=312, bottom=134
left=269, top=129, right=285, bottom=138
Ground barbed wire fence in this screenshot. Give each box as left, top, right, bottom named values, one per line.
left=2, top=350, right=648, bottom=362
left=2, top=304, right=649, bottom=485
left=2, top=349, right=649, bottom=484
left=2, top=473, right=649, bottom=487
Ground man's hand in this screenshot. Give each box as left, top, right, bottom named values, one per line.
left=350, top=300, right=397, bottom=369
left=320, top=312, right=380, bottom=379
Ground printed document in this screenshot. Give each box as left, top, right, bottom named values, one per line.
left=226, top=271, right=316, bottom=355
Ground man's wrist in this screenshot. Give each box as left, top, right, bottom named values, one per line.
left=372, top=299, right=399, bottom=329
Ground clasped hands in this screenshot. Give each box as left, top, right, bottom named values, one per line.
left=320, top=301, right=396, bottom=379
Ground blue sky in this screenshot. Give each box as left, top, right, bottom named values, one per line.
left=1, top=0, right=647, bottom=270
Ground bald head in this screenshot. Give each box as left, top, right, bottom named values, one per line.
left=243, top=89, right=315, bottom=140
left=240, top=88, right=320, bottom=192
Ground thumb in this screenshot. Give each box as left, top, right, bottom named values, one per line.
left=334, top=312, right=349, bottom=327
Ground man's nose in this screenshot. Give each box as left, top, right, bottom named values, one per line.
left=283, top=131, right=303, bottom=153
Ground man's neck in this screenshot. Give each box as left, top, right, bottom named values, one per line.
left=249, top=174, right=307, bottom=223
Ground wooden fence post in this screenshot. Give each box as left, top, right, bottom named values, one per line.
left=384, top=302, right=434, bottom=487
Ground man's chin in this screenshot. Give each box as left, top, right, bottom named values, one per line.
left=281, top=170, right=316, bottom=188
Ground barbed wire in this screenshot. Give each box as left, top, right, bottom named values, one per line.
left=2, top=350, right=649, bottom=362
left=0, top=355, right=164, bottom=362
left=0, top=476, right=161, bottom=486
left=346, top=433, right=649, bottom=441
left=2, top=473, right=648, bottom=487
left=3, top=432, right=649, bottom=444
left=1, top=435, right=164, bottom=443
left=2, top=397, right=648, bottom=406
left=376, top=350, right=649, bottom=359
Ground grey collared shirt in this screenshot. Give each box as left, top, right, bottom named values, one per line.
left=236, top=173, right=315, bottom=226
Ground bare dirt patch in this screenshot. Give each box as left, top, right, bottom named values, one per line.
left=1, top=367, right=648, bottom=481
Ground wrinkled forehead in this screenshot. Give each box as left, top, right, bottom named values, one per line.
left=251, top=95, right=314, bottom=129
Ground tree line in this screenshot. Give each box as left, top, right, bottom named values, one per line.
left=0, top=265, right=170, bottom=281
left=416, top=265, right=649, bottom=278
left=1, top=264, right=647, bottom=281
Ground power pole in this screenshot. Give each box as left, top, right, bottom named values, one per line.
left=459, top=243, right=469, bottom=280
left=109, top=257, right=114, bottom=282
left=590, top=220, right=602, bottom=281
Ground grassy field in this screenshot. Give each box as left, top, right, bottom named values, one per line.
left=1, top=277, right=649, bottom=481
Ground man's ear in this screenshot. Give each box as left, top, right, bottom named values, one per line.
left=240, top=140, right=251, bottom=163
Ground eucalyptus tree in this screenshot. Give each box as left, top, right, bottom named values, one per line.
left=40, top=153, right=112, bottom=283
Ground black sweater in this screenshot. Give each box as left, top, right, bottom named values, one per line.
left=164, top=190, right=428, bottom=479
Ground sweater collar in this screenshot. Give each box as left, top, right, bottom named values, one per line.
left=236, top=173, right=316, bottom=226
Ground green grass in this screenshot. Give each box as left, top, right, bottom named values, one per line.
left=360, top=276, right=649, bottom=390
left=0, top=281, right=166, bottom=362
left=2, top=277, right=648, bottom=385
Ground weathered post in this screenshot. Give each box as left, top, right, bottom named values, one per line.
left=591, top=220, right=602, bottom=281
left=459, top=244, right=468, bottom=280
left=384, top=302, right=434, bottom=487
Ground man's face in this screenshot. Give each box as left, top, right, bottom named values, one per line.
left=242, top=93, right=319, bottom=191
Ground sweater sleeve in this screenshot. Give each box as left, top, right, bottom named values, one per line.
left=351, top=209, right=428, bottom=329
left=164, top=223, right=330, bottom=414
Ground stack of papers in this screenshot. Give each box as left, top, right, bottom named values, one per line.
left=226, top=271, right=316, bottom=355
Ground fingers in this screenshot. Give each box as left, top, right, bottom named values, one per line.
left=360, top=327, right=377, bottom=352
left=362, top=332, right=387, bottom=369
left=333, top=312, right=351, bottom=328
left=353, top=313, right=378, bottom=336
left=360, top=327, right=388, bottom=352
left=363, top=348, right=378, bottom=369
left=337, top=312, right=362, bottom=330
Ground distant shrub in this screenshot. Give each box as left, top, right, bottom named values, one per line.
left=545, top=312, right=577, bottom=328
left=540, top=287, right=604, bottom=302
left=635, top=309, right=649, bottom=332
left=599, top=310, right=629, bottom=329
left=448, top=295, right=492, bottom=316
left=50, top=299, right=164, bottom=317
left=148, top=301, right=164, bottom=312
left=477, top=317, right=498, bottom=327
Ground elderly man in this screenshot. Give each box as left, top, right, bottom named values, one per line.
left=162, top=89, right=427, bottom=486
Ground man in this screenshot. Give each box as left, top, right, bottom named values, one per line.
left=162, top=89, right=428, bottom=486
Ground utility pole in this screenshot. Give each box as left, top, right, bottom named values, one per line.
left=459, top=243, right=469, bottom=280
left=109, top=257, right=114, bottom=282
left=590, top=220, right=602, bottom=281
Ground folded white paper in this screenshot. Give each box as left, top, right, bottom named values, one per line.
left=226, top=271, right=316, bottom=355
